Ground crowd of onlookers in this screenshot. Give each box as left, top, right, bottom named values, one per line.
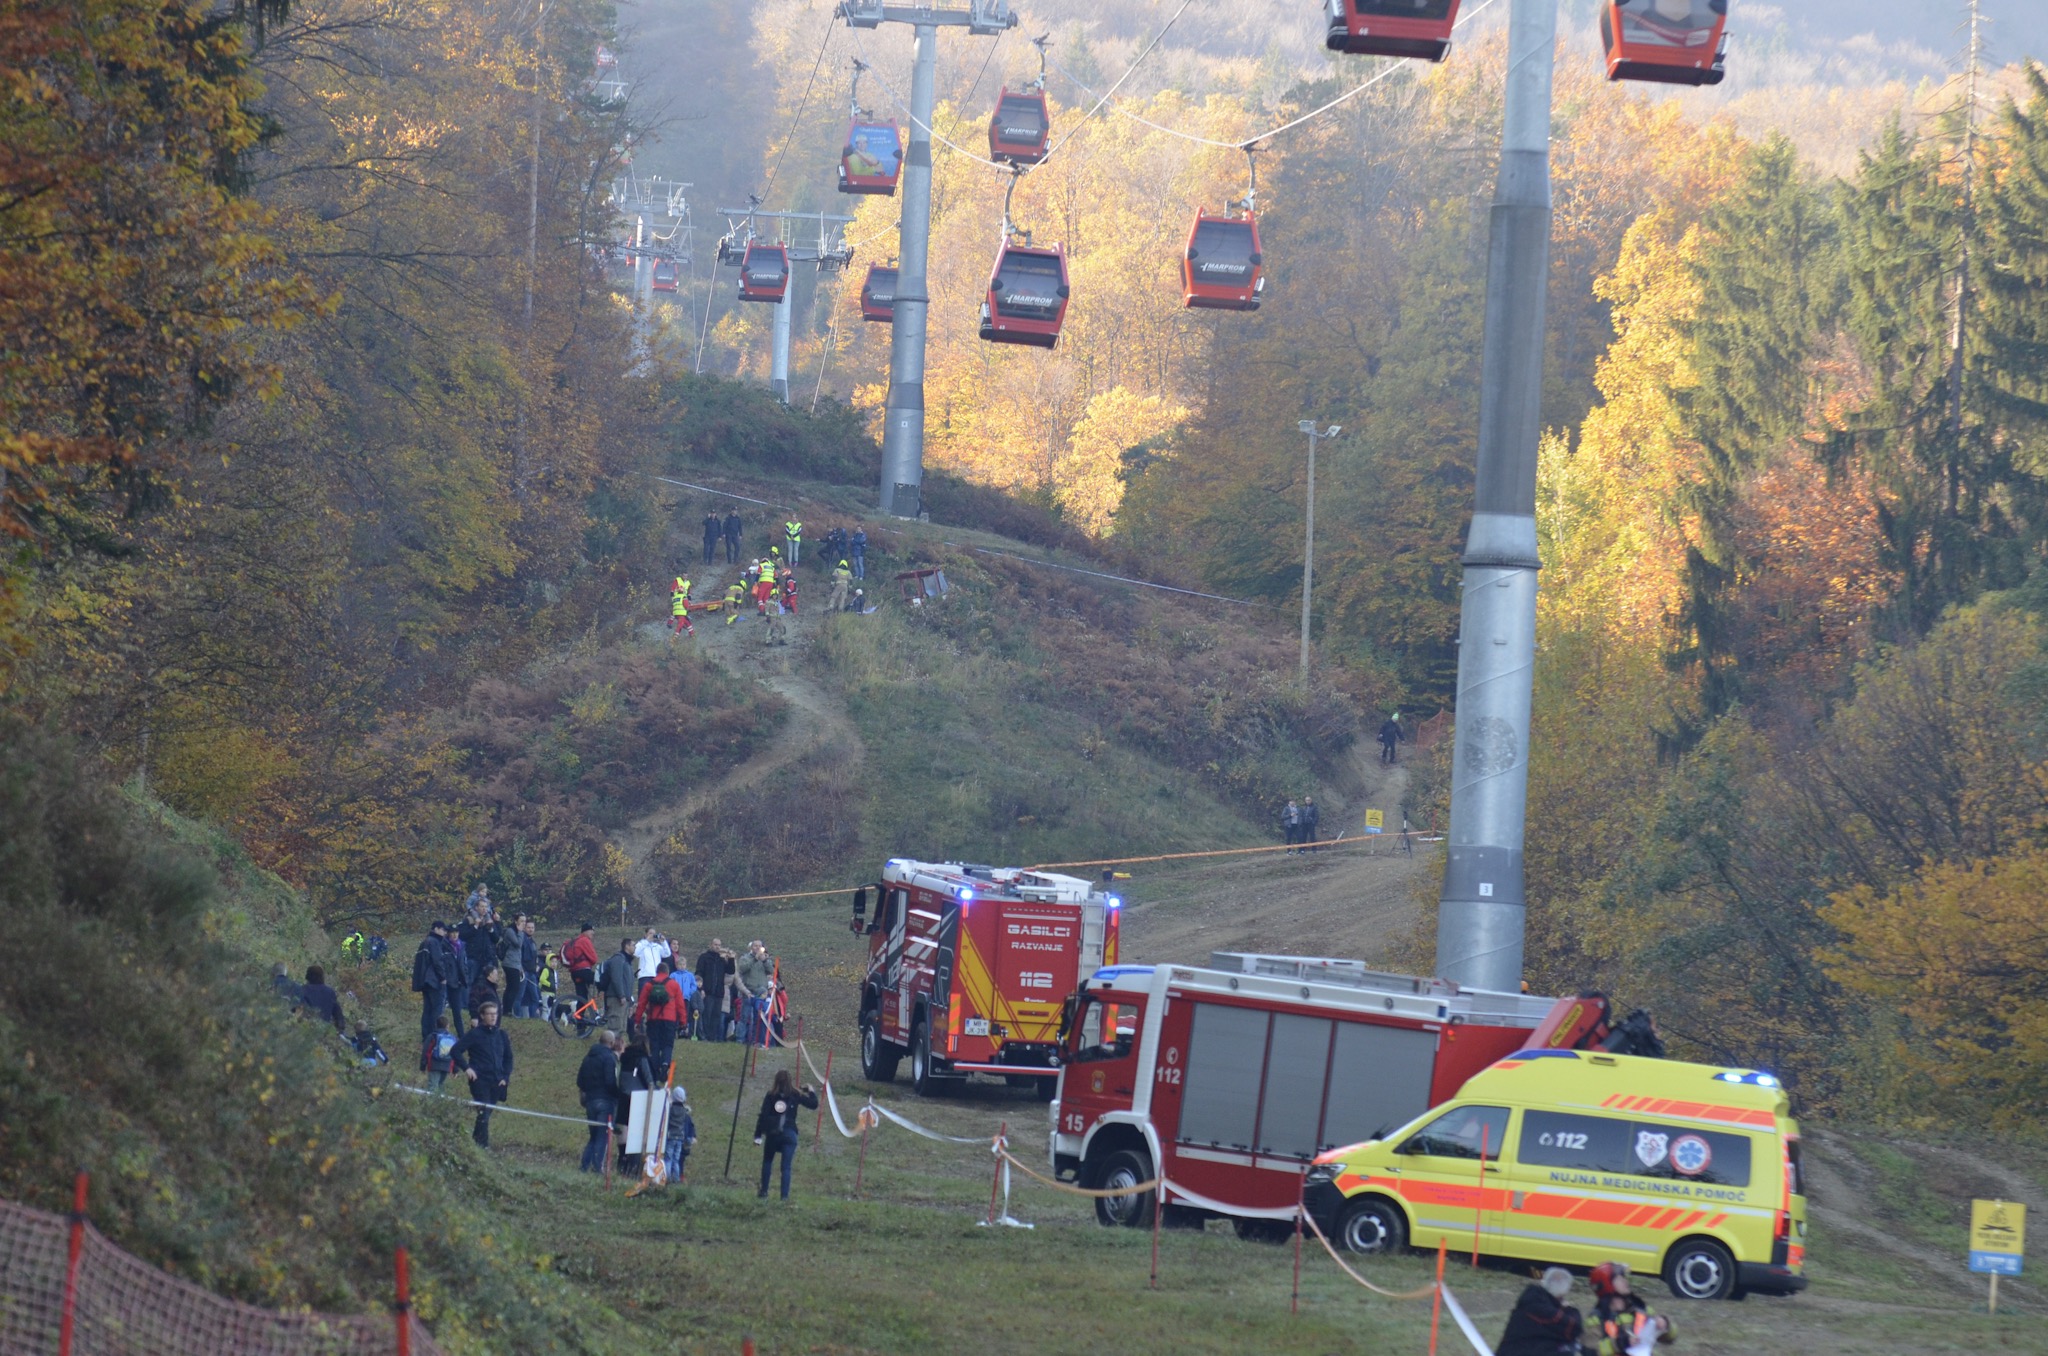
left=274, top=887, right=818, bottom=1189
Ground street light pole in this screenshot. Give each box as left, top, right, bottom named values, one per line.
left=1297, top=421, right=1339, bottom=685
left=1433, top=0, right=1557, bottom=994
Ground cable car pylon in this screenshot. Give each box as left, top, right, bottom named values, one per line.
left=835, top=0, right=1018, bottom=520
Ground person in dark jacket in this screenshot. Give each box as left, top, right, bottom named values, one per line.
left=702, top=511, right=722, bottom=564
left=1300, top=796, right=1321, bottom=851
left=849, top=528, right=866, bottom=579
left=271, top=962, right=302, bottom=1005
left=450, top=1000, right=513, bottom=1147
left=695, top=940, right=735, bottom=1041
left=723, top=508, right=743, bottom=564
left=468, top=966, right=502, bottom=1021
left=516, top=918, right=542, bottom=1017
left=296, top=965, right=346, bottom=1033
left=752, top=1068, right=819, bottom=1200
left=412, top=922, right=458, bottom=1042
left=1497, top=1268, right=1587, bottom=1356
left=614, top=1025, right=657, bottom=1173
left=600, top=939, right=637, bottom=1022
left=576, top=1029, right=621, bottom=1173
left=1379, top=713, right=1404, bottom=765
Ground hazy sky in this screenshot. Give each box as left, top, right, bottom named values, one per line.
left=1784, top=1, right=2047, bottom=61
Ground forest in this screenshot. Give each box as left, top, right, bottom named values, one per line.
left=4, top=0, right=2048, bottom=1262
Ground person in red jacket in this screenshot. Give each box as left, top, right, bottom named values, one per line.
left=560, top=922, right=600, bottom=1004
left=632, top=963, right=687, bottom=1082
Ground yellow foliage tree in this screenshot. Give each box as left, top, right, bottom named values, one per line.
left=1823, top=838, right=2048, bottom=1116
left=1055, top=388, right=1187, bottom=534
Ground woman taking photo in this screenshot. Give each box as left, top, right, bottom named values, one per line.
left=751, top=1068, right=818, bottom=1200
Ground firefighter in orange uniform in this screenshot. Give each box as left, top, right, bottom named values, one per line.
left=669, top=575, right=693, bottom=639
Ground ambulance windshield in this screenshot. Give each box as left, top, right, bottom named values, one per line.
left=1069, top=995, right=1140, bottom=1063
left=1399, top=1104, right=1510, bottom=1161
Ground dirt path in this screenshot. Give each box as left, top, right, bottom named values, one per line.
left=1120, top=754, right=1435, bottom=967
left=612, top=560, right=865, bottom=902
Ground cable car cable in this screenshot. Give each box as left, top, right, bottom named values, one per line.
left=1040, top=0, right=1500, bottom=153
left=959, top=27, right=1005, bottom=110
left=1035, top=0, right=1196, bottom=163
left=760, top=20, right=838, bottom=204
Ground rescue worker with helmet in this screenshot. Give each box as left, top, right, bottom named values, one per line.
left=781, top=571, right=798, bottom=616
left=755, top=556, right=777, bottom=614
left=670, top=574, right=693, bottom=639
left=828, top=559, right=853, bottom=612
left=1589, top=1262, right=1672, bottom=1355
left=723, top=578, right=748, bottom=626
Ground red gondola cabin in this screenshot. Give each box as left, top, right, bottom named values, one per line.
left=859, top=264, right=897, bottom=323
left=979, top=243, right=1068, bottom=348
left=1323, top=0, right=1460, bottom=62
left=988, top=88, right=1051, bottom=165
left=737, top=242, right=791, bottom=304
left=839, top=121, right=903, bottom=195
left=651, top=259, right=678, bottom=293
left=1601, top=0, right=1727, bottom=86
left=1182, top=211, right=1263, bottom=311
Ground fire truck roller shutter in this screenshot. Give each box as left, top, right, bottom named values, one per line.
left=1318, top=1021, right=1439, bottom=1152
left=1178, top=1003, right=1271, bottom=1150
left=1257, top=1013, right=1336, bottom=1160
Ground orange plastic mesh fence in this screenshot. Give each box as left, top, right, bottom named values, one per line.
left=0, top=1197, right=441, bottom=1356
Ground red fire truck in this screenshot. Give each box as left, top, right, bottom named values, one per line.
left=1049, top=953, right=1612, bottom=1233
left=853, top=860, right=1121, bottom=1097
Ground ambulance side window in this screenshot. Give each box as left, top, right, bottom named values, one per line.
left=1519, top=1111, right=1630, bottom=1174
left=1400, top=1104, right=1510, bottom=1160
left=1621, top=1123, right=1752, bottom=1187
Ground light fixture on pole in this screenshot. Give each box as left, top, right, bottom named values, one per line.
left=1297, top=420, right=1340, bottom=686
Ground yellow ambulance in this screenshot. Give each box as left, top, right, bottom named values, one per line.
left=1301, top=1050, right=1807, bottom=1300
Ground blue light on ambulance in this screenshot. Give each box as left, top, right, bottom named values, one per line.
left=1714, top=1070, right=1780, bottom=1087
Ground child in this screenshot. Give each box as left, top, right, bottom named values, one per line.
left=353, top=1022, right=389, bottom=1067
left=421, top=1013, right=456, bottom=1092
left=662, top=1084, right=697, bottom=1183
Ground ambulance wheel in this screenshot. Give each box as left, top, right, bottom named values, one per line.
left=1093, top=1149, right=1156, bottom=1229
left=860, top=1016, right=899, bottom=1084
left=1335, top=1197, right=1407, bottom=1256
left=1664, top=1237, right=1737, bottom=1301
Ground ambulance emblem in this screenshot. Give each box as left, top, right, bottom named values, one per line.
left=1670, top=1134, right=1713, bottom=1177
left=1634, top=1131, right=1669, bottom=1169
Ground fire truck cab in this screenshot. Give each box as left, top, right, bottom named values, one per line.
left=1050, top=954, right=1577, bottom=1232
left=854, top=860, right=1120, bottom=1097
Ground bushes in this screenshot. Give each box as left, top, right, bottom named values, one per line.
left=649, top=371, right=878, bottom=486
left=0, top=721, right=597, bottom=1351
left=438, top=646, right=786, bottom=916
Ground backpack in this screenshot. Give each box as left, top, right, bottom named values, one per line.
left=646, top=981, right=673, bottom=1013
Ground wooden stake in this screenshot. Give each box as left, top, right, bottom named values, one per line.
left=986, top=1122, right=1008, bottom=1225
left=855, top=1116, right=871, bottom=1194
left=1990, top=1270, right=2000, bottom=1315
left=1429, top=1241, right=1447, bottom=1356
left=59, top=1171, right=86, bottom=1356
left=1292, top=1169, right=1306, bottom=1315
left=394, top=1247, right=412, bottom=1356
left=1150, top=1175, right=1163, bottom=1290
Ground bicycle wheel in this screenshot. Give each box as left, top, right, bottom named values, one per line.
left=549, top=1001, right=576, bottom=1038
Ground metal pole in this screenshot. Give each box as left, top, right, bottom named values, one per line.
left=877, top=24, right=938, bottom=518
left=1299, top=427, right=1317, bottom=685
left=771, top=276, right=794, bottom=403
left=1434, top=0, right=1555, bottom=994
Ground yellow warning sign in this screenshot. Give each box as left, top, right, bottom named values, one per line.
left=1364, top=809, right=1385, bottom=834
left=1970, top=1199, right=2025, bottom=1276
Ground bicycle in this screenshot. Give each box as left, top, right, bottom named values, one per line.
left=547, top=991, right=613, bottom=1039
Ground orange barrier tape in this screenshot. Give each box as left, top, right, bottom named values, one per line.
left=997, top=1149, right=1162, bottom=1199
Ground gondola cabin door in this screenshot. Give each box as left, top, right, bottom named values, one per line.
left=1323, top=0, right=1460, bottom=62
left=979, top=244, right=1069, bottom=349
left=1182, top=213, right=1263, bottom=311
left=859, top=264, right=898, bottom=323
left=840, top=122, right=903, bottom=195
left=737, top=243, right=791, bottom=304
left=1600, top=0, right=1728, bottom=86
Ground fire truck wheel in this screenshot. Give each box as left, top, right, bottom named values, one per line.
left=860, top=1016, right=900, bottom=1084
left=1232, top=1219, right=1295, bottom=1245
left=1335, top=1196, right=1407, bottom=1256
left=1034, top=1077, right=1057, bottom=1103
left=910, top=1019, right=943, bottom=1096
left=1093, top=1149, right=1157, bottom=1229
